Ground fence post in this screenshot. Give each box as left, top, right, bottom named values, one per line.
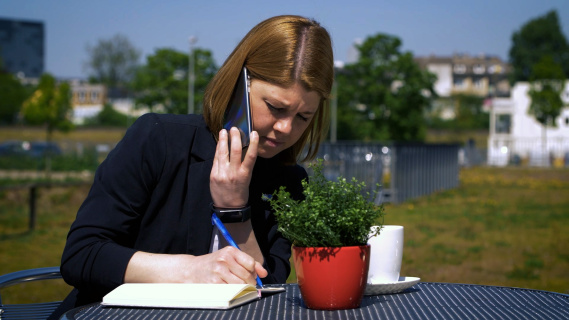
left=29, top=185, right=37, bottom=231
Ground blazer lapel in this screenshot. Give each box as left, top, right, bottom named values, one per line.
left=184, top=126, right=217, bottom=255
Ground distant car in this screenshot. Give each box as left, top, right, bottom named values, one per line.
left=0, top=140, right=62, bottom=158
left=0, top=140, right=30, bottom=156
left=28, top=142, right=62, bottom=158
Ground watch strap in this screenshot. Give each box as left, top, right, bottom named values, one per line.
left=210, top=203, right=251, bottom=223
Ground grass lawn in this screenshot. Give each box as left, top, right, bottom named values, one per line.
left=0, top=183, right=91, bottom=303
left=384, top=167, right=569, bottom=294
left=1, top=166, right=568, bottom=305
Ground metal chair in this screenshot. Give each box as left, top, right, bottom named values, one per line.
left=0, top=267, right=62, bottom=320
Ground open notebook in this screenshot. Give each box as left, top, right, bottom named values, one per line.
left=102, top=283, right=284, bottom=310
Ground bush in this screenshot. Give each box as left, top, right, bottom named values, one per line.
left=0, top=149, right=99, bottom=172
left=83, top=103, right=134, bottom=127
left=266, top=160, right=385, bottom=247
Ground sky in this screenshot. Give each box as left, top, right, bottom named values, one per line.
left=1, top=0, right=568, bottom=79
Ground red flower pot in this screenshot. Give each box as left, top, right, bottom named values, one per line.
left=293, top=245, right=370, bottom=310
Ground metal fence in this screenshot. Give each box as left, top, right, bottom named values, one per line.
left=308, top=142, right=460, bottom=204
left=459, top=140, right=486, bottom=167
left=487, top=137, right=569, bottom=167
left=308, top=142, right=387, bottom=202
left=390, top=143, right=460, bottom=204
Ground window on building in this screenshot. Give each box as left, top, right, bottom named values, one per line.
left=91, top=91, right=99, bottom=103
left=495, top=114, right=511, bottom=134
left=453, top=64, right=466, bottom=74
left=78, top=91, right=86, bottom=103
left=488, top=64, right=503, bottom=74
left=473, top=64, right=485, bottom=74
left=473, top=79, right=484, bottom=89
left=453, top=78, right=465, bottom=89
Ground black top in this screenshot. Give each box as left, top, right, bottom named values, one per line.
left=55, top=113, right=306, bottom=316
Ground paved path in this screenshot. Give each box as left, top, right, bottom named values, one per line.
left=0, top=170, right=93, bottom=181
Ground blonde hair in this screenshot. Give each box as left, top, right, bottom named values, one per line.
left=203, top=15, right=334, bottom=164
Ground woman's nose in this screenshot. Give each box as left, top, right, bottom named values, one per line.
left=274, top=117, right=292, bottom=135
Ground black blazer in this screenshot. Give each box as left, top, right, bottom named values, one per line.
left=57, top=113, right=307, bottom=313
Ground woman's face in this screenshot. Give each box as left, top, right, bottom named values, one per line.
left=249, top=79, right=321, bottom=159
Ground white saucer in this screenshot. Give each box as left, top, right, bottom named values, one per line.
left=364, top=276, right=420, bottom=295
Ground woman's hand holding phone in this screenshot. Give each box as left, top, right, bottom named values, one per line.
left=210, top=127, right=259, bottom=208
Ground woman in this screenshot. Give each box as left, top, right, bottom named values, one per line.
left=52, top=14, right=333, bottom=318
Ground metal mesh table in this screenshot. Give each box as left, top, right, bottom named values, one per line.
left=61, top=282, right=569, bottom=320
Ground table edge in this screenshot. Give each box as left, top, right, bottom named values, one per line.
left=59, top=282, right=569, bottom=319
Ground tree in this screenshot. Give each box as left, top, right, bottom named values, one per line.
left=85, top=34, right=141, bottom=95
left=335, top=34, right=435, bottom=141
left=83, top=103, right=132, bottom=127
left=509, top=10, right=569, bottom=82
left=0, top=71, right=29, bottom=124
left=528, top=55, right=566, bottom=125
left=527, top=55, right=566, bottom=161
left=452, top=94, right=488, bottom=130
left=21, top=73, right=73, bottom=177
left=132, top=48, right=217, bottom=114
left=424, top=94, right=488, bottom=131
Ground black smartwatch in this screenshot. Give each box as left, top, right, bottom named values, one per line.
left=210, top=203, right=251, bottom=223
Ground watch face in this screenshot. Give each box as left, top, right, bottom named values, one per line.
left=219, top=210, right=244, bottom=222
left=214, top=206, right=251, bottom=223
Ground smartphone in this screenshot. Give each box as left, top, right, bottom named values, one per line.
left=223, top=66, right=252, bottom=149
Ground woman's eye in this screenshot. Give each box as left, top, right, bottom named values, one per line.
left=266, top=101, right=279, bottom=111
left=265, top=100, right=308, bottom=122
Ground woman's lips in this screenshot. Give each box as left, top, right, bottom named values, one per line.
left=261, top=136, right=283, bottom=148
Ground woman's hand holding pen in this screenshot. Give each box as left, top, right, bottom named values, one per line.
left=210, top=127, right=258, bottom=208
left=188, top=247, right=268, bottom=284
left=125, top=248, right=267, bottom=285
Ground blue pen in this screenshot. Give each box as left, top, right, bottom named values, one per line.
left=211, top=213, right=264, bottom=288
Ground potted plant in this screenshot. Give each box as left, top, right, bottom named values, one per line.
left=265, top=159, right=384, bottom=310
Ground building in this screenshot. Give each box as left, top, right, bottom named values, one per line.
left=69, top=79, right=149, bottom=124
left=415, top=54, right=511, bottom=120
left=0, top=17, right=44, bottom=81
left=70, top=80, right=107, bottom=124
left=450, top=54, right=511, bottom=98
left=72, top=82, right=106, bottom=106
left=415, top=55, right=454, bottom=97
left=487, top=81, right=569, bottom=167
left=415, top=53, right=511, bottom=98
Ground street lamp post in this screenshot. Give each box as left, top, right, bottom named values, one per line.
left=188, top=36, right=198, bottom=114
left=331, top=60, right=345, bottom=143
left=331, top=80, right=338, bottom=143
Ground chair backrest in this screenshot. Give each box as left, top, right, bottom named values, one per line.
left=0, top=267, right=62, bottom=320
